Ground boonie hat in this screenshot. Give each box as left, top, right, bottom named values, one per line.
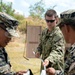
left=0, top=12, right=19, bottom=37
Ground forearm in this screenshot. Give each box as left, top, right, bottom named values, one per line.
left=55, top=70, right=64, bottom=75
left=46, top=46, right=65, bottom=71
left=0, top=72, right=16, bottom=75
left=47, top=37, right=65, bottom=69
left=0, top=64, right=15, bottom=75
left=46, top=49, right=64, bottom=65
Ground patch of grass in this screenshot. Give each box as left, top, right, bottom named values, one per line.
left=6, top=41, right=41, bottom=75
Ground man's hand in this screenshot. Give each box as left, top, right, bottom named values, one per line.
left=43, top=59, right=49, bottom=67
left=16, top=70, right=27, bottom=75
left=46, top=67, right=56, bottom=75
left=35, top=52, right=40, bottom=58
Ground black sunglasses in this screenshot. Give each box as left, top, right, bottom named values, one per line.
left=46, top=19, right=55, bottom=23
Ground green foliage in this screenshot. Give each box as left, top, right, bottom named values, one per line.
left=0, top=0, right=14, bottom=16
left=29, top=0, right=45, bottom=19
left=13, top=14, right=25, bottom=21
left=0, top=0, right=25, bottom=20
left=0, top=0, right=47, bottom=34
left=18, top=19, right=27, bottom=33
left=18, top=16, right=46, bottom=33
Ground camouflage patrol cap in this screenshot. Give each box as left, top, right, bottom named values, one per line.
left=0, top=12, right=19, bottom=37
left=58, top=9, right=75, bottom=28
left=60, top=9, right=75, bottom=19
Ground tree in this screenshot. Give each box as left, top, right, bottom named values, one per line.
left=0, top=0, right=14, bottom=16
left=29, top=0, right=45, bottom=19
left=0, top=0, right=25, bottom=20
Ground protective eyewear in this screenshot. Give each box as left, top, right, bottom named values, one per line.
left=46, top=19, right=55, bottom=23
left=5, top=32, right=12, bottom=38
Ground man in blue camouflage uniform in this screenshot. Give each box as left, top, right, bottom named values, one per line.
left=35, top=9, right=65, bottom=74
left=59, top=9, right=75, bottom=75
left=46, top=9, right=75, bottom=75
left=0, top=12, right=27, bottom=75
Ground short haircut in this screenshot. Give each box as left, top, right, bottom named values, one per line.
left=45, top=9, right=58, bottom=18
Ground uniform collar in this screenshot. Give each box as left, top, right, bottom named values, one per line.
left=45, top=26, right=58, bottom=36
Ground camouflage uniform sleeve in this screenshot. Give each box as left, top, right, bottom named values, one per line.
left=64, top=63, right=75, bottom=75
left=46, top=33, right=65, bottom=70
left=68, top=63, right=75, bottom=75
left=55, top=70, right=64, bottom=75
left=0, top=52, right=15, bottom=75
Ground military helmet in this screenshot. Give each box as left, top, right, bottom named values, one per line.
left=0, top=12, right=19, bottom=37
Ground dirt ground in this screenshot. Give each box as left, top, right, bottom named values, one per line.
left=5, top=33, right=41, bottom=75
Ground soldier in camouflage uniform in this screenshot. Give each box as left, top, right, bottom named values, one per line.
left=58, top=9, right=75, bottom=75
left=35, top=9, right=65, bottom=74
left=0, top=12, right=27, bottom=75
left=46, top=9, right=75, bottom=75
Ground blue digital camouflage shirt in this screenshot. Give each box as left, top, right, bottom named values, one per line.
left=0, top=47, right=15, bottom=75
left=64, top=43, right=75, bottom=75
left=57, top=43, right=75, bottom=75
left=36, top=26, right=65, bottom=71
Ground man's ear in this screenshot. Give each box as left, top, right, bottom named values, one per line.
left=55, top=15, right=59, bottom=24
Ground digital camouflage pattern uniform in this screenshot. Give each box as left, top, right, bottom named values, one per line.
left=58, top=43, right=75, bottom=75
left=64, top=43, right=75, bottom=75
left=36, top=26, right=65, bottom=71
left=0, top=12, right=19, bottom=75
left=58, top=9, right=75, bottom=75
left=0, top=48, right=15, bottom=75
